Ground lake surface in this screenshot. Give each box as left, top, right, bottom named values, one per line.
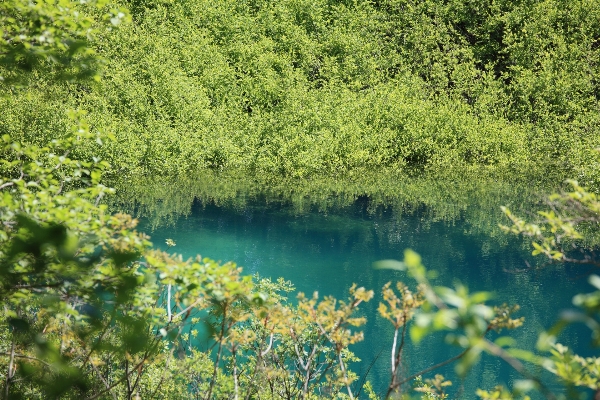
left=130, top=178, right=594, bottom=399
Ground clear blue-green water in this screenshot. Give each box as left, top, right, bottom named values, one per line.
left=138, top=194, right=593, bottom=398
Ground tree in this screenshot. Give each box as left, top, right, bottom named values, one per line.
left=501, top=179, right=600, bottom=267
left=0, top=0, right=128, bottom=86
left=500, top=180, right=600, bottom=398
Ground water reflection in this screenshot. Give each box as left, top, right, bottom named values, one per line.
left=113, top=173, right=593, bottom=398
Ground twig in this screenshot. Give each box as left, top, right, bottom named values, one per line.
left=395, top=348, right=470, bottom=388
left=386, top=315, right=408, bottom=397
left=84, top=352, right=152, bottom=400
left=167, top=284, right=172, bottom=322
left=82, top=309, right=117, bottom=367
left=484, top=339, right=557, bottom=400
left=260, top=333, right=274, bottom=357
left=206, top=304, right=228, bottom=400
left=148, top=325, right=184, bottom=400
left=233, top=345, right=239, bottom=400
left=355, top=346, right=384, bottom=398
left=90, top=362, right=117, bottom=400
left=338, top=352, right=355, bottom=400
left=125, top=358, right=132, bottom=398
left=95, top=192, right=103, bottom=207
left=0, top=353, right=51, bottom=368
left=390, top=327, right=398, bottom=376
left=301, top=345, right=318, bottom=398
left=173, top=298, right=201, bottom=320
left=4, top=341, right=15, bottom=399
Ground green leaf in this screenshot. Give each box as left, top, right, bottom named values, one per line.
left=404, top=249, right=422, bottom=269
left=409, top=324, right=428, bottom=343
left=589, top=275, right=600, bottom=290
left=494, top=336, right=516, bottom=348
left=372, top=259, right=405, bottom=271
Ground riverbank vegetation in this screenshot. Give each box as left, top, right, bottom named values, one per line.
left=3, top=0, right=600, bottom=187
left=1, top=0, right=600, bottom=398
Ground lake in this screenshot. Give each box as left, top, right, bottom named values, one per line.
left=120, top=174, right=594, bottom=398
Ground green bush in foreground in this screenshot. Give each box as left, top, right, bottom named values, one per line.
left=1, top=127, right=599, bottom=399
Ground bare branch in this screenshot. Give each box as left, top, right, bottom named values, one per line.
left=84, top=353, right=152, bottom=400
left=260, top=333, right=274, bottom=357
left=90, top=362, right=117, bottom=400
left=0, top=182, right=14, bottom=190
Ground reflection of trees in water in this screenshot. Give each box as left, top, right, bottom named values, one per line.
left=127, top=176, right=590, bottom=398
left=114, top=171, right=548, bottom=232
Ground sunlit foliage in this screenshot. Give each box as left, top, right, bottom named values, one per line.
left=2, top=0, right=600, bottom=185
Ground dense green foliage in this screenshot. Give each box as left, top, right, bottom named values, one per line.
left=2, top=0, right=600, bottom=398
left=0, top=0, right=128, bottom=85
left=2, top=0, right=600, bottom=185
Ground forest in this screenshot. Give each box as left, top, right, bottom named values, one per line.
left=1, top=0, right=599, bottom=398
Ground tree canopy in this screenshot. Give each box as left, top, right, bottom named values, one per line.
left=2, top=0, right=600, bottom=185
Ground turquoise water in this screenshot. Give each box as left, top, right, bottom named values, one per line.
left=140, top=195, right=593, bottom=398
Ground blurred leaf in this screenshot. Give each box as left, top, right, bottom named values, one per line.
left=373, top=259, right=406, bottom=271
